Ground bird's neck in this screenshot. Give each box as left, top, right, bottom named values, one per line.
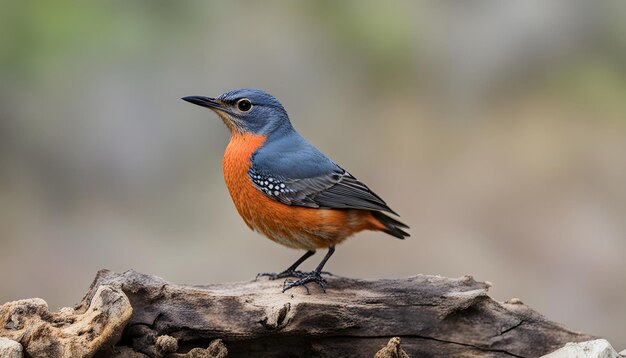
left=223, top=131, right=266, bottom=175
left=222, top=124, right=294, bottom=168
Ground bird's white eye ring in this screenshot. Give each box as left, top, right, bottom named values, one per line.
left=237, top=98, right=252, bottom=112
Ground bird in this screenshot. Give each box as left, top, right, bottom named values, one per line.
left=182, top=89, right=408, bottom=293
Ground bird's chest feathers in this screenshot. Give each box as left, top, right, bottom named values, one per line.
left=222, top=133, right=268, bottom=226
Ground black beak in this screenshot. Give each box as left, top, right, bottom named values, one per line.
left=181, top=96, right=224, bottom=110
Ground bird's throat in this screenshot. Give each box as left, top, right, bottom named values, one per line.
left=222, top=132, right=267, bottom=198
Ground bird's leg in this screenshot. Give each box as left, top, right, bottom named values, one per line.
left=283, top=246, right=335, bottom=293
left=256, top=250, right=316, bottom=280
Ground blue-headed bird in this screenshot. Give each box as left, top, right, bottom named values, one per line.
left=183, top=89, right=408, bottom=292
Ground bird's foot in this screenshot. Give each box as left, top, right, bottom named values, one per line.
left=256, top=269, right=307, bottom=281
left=282, top=271, right=327, bottom=294
left=256, top=270, right=333, bottom=281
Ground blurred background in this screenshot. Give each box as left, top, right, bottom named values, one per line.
left=1, top=0, right=625, bottom=348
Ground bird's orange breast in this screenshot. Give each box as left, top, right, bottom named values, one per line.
left=222, top=132, right=380, bottom=250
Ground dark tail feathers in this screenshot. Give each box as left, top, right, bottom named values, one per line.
left=371, top=211, right=410, bottom=239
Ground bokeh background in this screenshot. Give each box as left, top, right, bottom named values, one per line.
left=1, top=0, right=625, bottom=348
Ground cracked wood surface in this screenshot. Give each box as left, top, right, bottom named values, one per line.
left=73, top=270, right=592, bottom=357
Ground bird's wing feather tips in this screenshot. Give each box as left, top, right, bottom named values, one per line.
left=248, top=129, right=400, bottom=215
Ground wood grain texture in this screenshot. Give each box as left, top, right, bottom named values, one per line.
left=74, top=270, right=592, bottom=358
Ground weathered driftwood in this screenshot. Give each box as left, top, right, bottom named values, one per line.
left=1, top=269, right=594, bottom=358
left=0, top=285, right=132, bottom=358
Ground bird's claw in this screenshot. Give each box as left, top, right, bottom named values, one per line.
left=256, top=269, right=307, bottom=281
left=282, top=271, right=327, bottom=294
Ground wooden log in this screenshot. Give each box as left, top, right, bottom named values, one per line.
left=69, top=270, right=591, bottom=357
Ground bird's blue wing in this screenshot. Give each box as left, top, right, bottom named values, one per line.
left=249, top=131, right=396, bottom=214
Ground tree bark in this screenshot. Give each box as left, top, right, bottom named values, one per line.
left=1, top=270, right=594, bottom=358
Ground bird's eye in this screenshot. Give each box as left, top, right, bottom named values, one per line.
left=237, top=98, right=252, bottom=112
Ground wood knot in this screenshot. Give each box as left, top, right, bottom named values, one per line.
left=260, top=303, right=290, bottom=330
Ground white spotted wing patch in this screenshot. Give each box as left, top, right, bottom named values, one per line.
left=248, top=167, right=293, bottom=197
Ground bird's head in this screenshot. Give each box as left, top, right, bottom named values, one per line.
left=182, top=88, right=291, bottom=135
